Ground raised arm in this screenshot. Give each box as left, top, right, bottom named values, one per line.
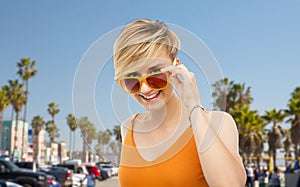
left=191, top=109, right=246, bottom=186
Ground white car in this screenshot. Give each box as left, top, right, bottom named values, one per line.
left=0, top=180, right=23, bottom=187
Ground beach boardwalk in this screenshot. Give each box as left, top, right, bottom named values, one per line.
left=96, top=176, right=120, bottom=187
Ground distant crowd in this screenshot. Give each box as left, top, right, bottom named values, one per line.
left=245, top=160, right=300, bottom=187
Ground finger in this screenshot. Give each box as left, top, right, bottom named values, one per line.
left=161, top=64, right=187, bottom=72
left=160, top=65, right=177, bottom=73
left=162, top=64, right=197, bottom=89
left=171, top=68, right=194, bottom=84
left=169, top=73, right=182, bottom=86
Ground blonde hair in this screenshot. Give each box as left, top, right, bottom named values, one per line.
left=113, top=19, right=180, bottom=79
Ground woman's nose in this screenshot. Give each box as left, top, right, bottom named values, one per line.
left=140, top=81, right=152, bottom=93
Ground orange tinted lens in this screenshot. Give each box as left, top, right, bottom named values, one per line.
left=146, top=73, right=167, bottom=89
left=120, top=78, right=140, bottom=93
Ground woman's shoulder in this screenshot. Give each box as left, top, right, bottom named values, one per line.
left=195, top=109, right=239, bottom=152
left=203, top=110, right=237, bottom=135
left=201, top=109, right=235, bottom=126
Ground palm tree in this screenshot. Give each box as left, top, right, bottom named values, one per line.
left=0, top=87, right=10, bottom=148
left=96, top=130, right=112, bottom=155
left=285, top=87, right=300, bottom=159
left=78, top=117, right=96, bottom=162
left=3, top=80, right=26, bottom=159
left=45, top=120, right=59, bottom=144
left=17, top=57, right=38, bottom=121
left=17, top=57, right=38, bottom=159
left=45, top=120, right=59, bottom=163
left=47, top=102, right=60, bottom=124
left=262, top=109, right=286, bottom=169
left=287, top=99, right=300, bottom=158
left=231, top=105, right=265, bottom=167
left=109, top=140, right=122, bottom=163
left=212, top=78, right=253, bottom=112
left=283, top=129, right=292, bottom=167
left=66, top=113, right=77, bottom=159
left=47, top=102, right=60, bottom=147
left=113, top=125, right=122, bottom=143
left=31, top=115, right=45, bottom=163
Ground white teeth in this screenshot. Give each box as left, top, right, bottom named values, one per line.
left=140, top=92, right=159, bottom=99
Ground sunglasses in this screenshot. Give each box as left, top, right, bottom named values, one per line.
left=116, top=72, right=168, bottom=94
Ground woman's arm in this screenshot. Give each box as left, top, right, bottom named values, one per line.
left=161, top=63, right=246, bottom=186
left=191, top=109, right=246, bottom=186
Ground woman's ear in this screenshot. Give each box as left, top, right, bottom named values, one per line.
left=173, top=57, right=180, bottom=66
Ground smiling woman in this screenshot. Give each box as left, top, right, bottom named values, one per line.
left=112, top=19, right=246, bottom=187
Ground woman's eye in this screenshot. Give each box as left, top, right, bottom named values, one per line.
left=128, top=72, right=139, bottom=77
left=152, top=68, right=160, bottom=73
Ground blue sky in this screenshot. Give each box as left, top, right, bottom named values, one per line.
left=1, top=1, right=299, bottom=150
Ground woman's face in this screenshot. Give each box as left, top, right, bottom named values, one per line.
left=128, top=49, right=175, bottom=111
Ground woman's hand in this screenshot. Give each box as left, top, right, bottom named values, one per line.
left=160, top=63, right=200, bottom=111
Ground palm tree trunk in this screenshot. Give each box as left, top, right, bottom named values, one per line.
left=82, top=136, right=86, bottom=162
left=10, top=109, right=14, bottom=159
left=285, top=154, right=288, bottom=168
left=73, top=130, right=76, bottom=156
left=69, top=130, right=72, bottom=159
left=14, top=112, right=19, bottom=160
left=273, top=151, right=277, bottom=171
left=0, top=111, right=3, bottom=149
left=23, top=81, right=28, bottom=123
left=117, top=143, right=121, bottom=163
left=21, top=81, right=28, bottom=161
left=295, top=144, right=299, bottom=160
left=256, top=155, right=261, bottom=171
left=21, top=117, right=26, bottom=161
left=35, top=133, right=39, bottom=163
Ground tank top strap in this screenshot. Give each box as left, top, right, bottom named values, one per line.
left=123, top=113, right=140, bottom=146
left=130, top=113, right=140, bottom=129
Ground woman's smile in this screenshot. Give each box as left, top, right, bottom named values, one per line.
left=139, top=90, right=162, bottom=103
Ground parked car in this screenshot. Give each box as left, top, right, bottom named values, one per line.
left=0, top=180, right=23, bottom=187
left=0, top=160, right=48, bottom=187
left=96, top=165, right=109, bottom=180
left=55, top=164, right=77, bottom=173
left=96, top=161, right=119, bottom=176
left=14, top=161, right=38, bottom=172
left=83, top=164, right=101, bottom=181
left=39, top=166, right=72, bottom=187
left=54, top=164, right=88, bottom=186
left=0, top=155, right=10, bottom=161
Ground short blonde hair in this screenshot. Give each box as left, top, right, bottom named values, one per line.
left=113, top=19, right=180, bottom=79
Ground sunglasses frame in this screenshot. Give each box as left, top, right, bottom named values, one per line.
left=116, top=72, right=169, bottom=94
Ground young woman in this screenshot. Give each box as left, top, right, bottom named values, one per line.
left=113, top=19, right=246, bottom=186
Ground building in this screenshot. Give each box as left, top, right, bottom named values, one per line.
left=31, top=129, right=46, bottom=164
left=50, top=142, right=59, bottom=163
left=71, top=151, right=89, bottom=162
left=44, top=142, right=62, bottom=164
left=0, top=120, right=28, bottom=161
left=58, top=141, right=67, bottom=162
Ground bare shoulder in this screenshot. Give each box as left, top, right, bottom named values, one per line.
left=209, top=110, right=239, bottom=151
left=197, top=110, right=239, bottom=153
left=204, top=110, right=236, bottom=129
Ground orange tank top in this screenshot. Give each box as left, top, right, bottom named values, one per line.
left=118, top=115, right=209, bottom=187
